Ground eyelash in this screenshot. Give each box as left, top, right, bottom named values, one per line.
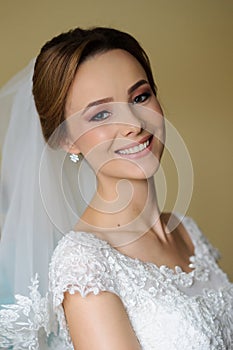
left=89, top=90, right=151, bottom=122
left=132, top=91, right=151, bottom=104
left=89, top=110, right=112, bottom=122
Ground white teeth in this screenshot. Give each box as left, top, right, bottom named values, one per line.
left=118, top=139, right=150, bottom=155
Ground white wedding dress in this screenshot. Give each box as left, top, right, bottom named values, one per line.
left=1, top=213, right=232, bottom=349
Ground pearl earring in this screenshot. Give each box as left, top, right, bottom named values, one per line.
left=69, top=153, right=80, bottom=163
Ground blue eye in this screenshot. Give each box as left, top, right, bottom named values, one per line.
left=90, top=110, right=112, bottom=122
left=133, top=92, right=151, bottom=104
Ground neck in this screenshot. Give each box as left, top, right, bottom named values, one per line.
left=78, top=174, right=169, bottom=246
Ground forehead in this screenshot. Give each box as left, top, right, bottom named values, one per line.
left=65, top=49, right=148, bottom=115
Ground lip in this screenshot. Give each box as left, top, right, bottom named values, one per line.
left=115, top=134, right=154, bottom=159
left=115, top=134, right=152, bottom=152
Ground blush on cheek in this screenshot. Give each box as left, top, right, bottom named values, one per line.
left=76, top=124, right=116, bottom=156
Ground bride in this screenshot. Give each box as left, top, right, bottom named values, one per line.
left=0, top=27, right=232, bottom=349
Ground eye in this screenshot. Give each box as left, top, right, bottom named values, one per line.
left=90, top=110, right=112, bottom=122
left=133, top=92, right=151, bottom=104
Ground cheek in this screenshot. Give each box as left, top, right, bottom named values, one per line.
left=76, top=126, right=114, bottom=156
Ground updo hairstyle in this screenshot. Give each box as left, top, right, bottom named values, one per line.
left=32, top=27, right=157, bottom=148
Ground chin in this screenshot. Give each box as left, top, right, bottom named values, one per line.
left=99, top=158, right=161, bottom=182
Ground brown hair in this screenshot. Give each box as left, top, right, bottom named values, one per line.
left=33, top=27, right=157, bottom=148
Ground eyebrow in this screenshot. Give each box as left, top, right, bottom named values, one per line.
left=127, top=79, right=148, bottom=95
left=81, top=97, right=113, bottom=114
left=82, top=79, right=149, bottom=115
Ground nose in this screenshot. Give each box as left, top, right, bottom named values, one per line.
left=118, top=103, right=145, bottom=137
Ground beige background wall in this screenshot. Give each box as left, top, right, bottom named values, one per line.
left=1, top=0, right=232, bottom=279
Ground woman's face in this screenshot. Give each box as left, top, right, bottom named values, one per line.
left=65, top=49, right=165, bottom=181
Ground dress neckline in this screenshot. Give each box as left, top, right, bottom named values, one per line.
left=69, top=213, right=203, bottom=279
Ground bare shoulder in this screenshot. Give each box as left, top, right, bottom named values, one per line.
left=63, top=290, right=141, bottom=350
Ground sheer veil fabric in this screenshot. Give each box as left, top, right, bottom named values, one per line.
left=0, top=60, right=95, bottom=304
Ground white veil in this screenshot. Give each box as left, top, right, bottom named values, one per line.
left=0, top=59, right=95, bottom=305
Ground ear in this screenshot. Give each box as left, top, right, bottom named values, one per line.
left=60, top=137, right=81, bottom=155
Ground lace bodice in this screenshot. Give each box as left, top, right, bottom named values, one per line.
left=1, top=214, right=233, bottom=349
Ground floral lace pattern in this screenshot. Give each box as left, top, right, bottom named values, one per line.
left=0, top=275, right=55, bottom=349
left=49, top=215, right=233, bottom=349
left=0, top=215, right=233, bottom=349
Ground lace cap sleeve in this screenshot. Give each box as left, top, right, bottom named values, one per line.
left=49, top=230, right=117, bottom=308
left=48, top=231, right=119, bottom=343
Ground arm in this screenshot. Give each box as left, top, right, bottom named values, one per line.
left=63, top=290, right=141, bottom=350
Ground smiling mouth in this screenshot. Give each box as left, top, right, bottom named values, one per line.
left=115, top=135, right=153, bottom=155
